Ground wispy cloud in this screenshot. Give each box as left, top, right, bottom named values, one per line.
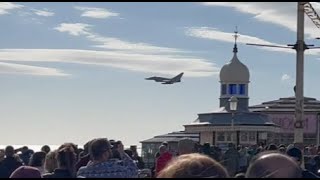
left=74, top=6, right=119, bottom=19
left=51, top=23, right=219, bottom=77
left=54, top=23, right=91, bottom=36
left=186, top=27, right=320, bottom=56
left=32, top=9, right=54, bottom=17
left=201, top=2, right=320, bottom=39
left=55, top=23, right=185, bottom=54
left=0, top=61, right=68, bottom=76
left=0, top=49, right=218, bottom=77
left=281, top=74, right=291, bottom=81
left=0, top=2, right=23, bottom=15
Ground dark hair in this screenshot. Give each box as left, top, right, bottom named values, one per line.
left=41, top=145, right=51, bottom=154
left=90, top=138, right=112, bottom=161
left=267, top=144, right=278, bottom=151
left=29, top=151, right=46, bottom=167
left=57, top=144, right=76, bottom=177
left=5, top=146, right=15, bottom=157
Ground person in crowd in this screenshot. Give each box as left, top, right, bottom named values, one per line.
left=286, top=146, right=319, bottom=178
left=77, top=138, right=138, bottom=178
left=157, top=153, right=229, bottom=178
left=0, top=149, right=5, bottom=162
left=155, top=145, right=172, bottom=176
left=41, top=145, right=51, bottom=154
left=130, top=145, right=145, bottom=169
left=0, top=146, right=23, bottom=178
left=222, top=143, right=239, bottom=177
left=279, top=147, right=286, bottom=154
left=18, top=146, right=33, bottom=165
left=44, top=150, right=58, bottom=173
left=178, top=138, right=195, bottom=155
left=43, top=143, right=77, bottom=178
left=238, top=145, right=249, bottom=173
left=29, top=151, right=47, bottom=175
left=246, top=152, right=302, bottom=178
left=266, top=144, right=278, bottom=151
left=75, top=140, right=93, bottom=172
left=9, top=166, right=42, bottom=178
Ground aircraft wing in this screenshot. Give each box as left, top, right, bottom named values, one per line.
left=162, top=81, right=173, bottom=84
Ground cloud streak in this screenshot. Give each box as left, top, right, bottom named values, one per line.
left=186, top=27, right=320, bottom=56
left=0, top=61, right=68, bottom=76
left=201, top=2, right=320, bottom=39
left=74, top=6, right=119, bottom=19
left=54, top=23, right=183, bottom=54
left=32, top=9, right=54, bottom=17
left=0, top=2, right=23, bottom=15
left=0, top=49, right=218, bottom=77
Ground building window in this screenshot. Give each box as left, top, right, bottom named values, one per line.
left=249, top=132, right=256, bottom=142
left=221, top=84, right=227, bottom=95
left=240, top=132, right=248, bottom=142
left=239, top=84, right=246, bottom=95
left=229, top=84, right=237, bottom=95
left=217, top=132, right=225, bottom=141
left=226, top=132, right=232, bottom=141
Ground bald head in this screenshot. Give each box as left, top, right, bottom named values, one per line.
left=246, top=152, right=302, bottom=178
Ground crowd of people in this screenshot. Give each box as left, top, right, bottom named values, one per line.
left=1, top=138, right=320, bottom=178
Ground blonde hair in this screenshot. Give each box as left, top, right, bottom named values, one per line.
left=44, top=150, right=58, bottom=173
left=157, top=153, right=229, bottom=178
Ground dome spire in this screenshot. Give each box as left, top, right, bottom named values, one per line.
left=233, top=26, right=239, bottom=53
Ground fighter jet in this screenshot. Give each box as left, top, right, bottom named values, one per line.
left=145, top=72, right=184, bottom=84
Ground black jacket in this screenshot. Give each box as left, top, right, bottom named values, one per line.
left=0, top=157, right=23, bottom=178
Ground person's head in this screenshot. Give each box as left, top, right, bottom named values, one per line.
left=56, top=144, right=77, bottom=177
left=286, top=147, right=303, bottom=166
left=159, top=145, right=167, bottom=155
left=5, top=146, right=15, bottom=157
left=29, top=151, right=46, bottom=167
left=267, top=144, right=278, bottom=151
left=9, top=166, right=42, bottom=178
left=162, top=142, right=168, bottom=148
left=21, top=146, right=29, bottom=154
left=157, top=153, right=229, bottom=178
left=246, top=152, right=302, bottom=178
left=44, top=150, right=58, bottom=173
left=178, top=138, right=195, bottom=155
left=89, top=138, right=112, bottom=162
left=279, top=147, right=286, bottom=154
left=41, top=145, right=51, bottom=154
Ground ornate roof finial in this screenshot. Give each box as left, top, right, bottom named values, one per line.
left=233, top=26, right=239, bottom=53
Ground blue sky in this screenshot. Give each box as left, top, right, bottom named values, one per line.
left=1, top=2, right=320, bottom=147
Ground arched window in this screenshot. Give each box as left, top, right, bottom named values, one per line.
left=229, top=84, right=237, bottom=95
left=239, top=84, right=246, bottom=95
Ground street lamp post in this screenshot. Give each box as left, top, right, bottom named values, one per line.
left=317, top=113, right=320, bottom=147
left=229, top=96, right=238, bottom=146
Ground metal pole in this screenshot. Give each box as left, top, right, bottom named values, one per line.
left=317, top=114, right=320, bottom=147
left=294, top=2, right=305, bottom=145
left=232, top=112, right=234, bottom=144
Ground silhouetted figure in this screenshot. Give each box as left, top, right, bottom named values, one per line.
left=0, top=146, right=23, bottom=178
left=222, top=143, right=239, bottom=177
left=286, top=147, right=319, bottom=178
left=29, top=151, right=46, bottom=175
left=41, top=145, right=51, bottom=154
